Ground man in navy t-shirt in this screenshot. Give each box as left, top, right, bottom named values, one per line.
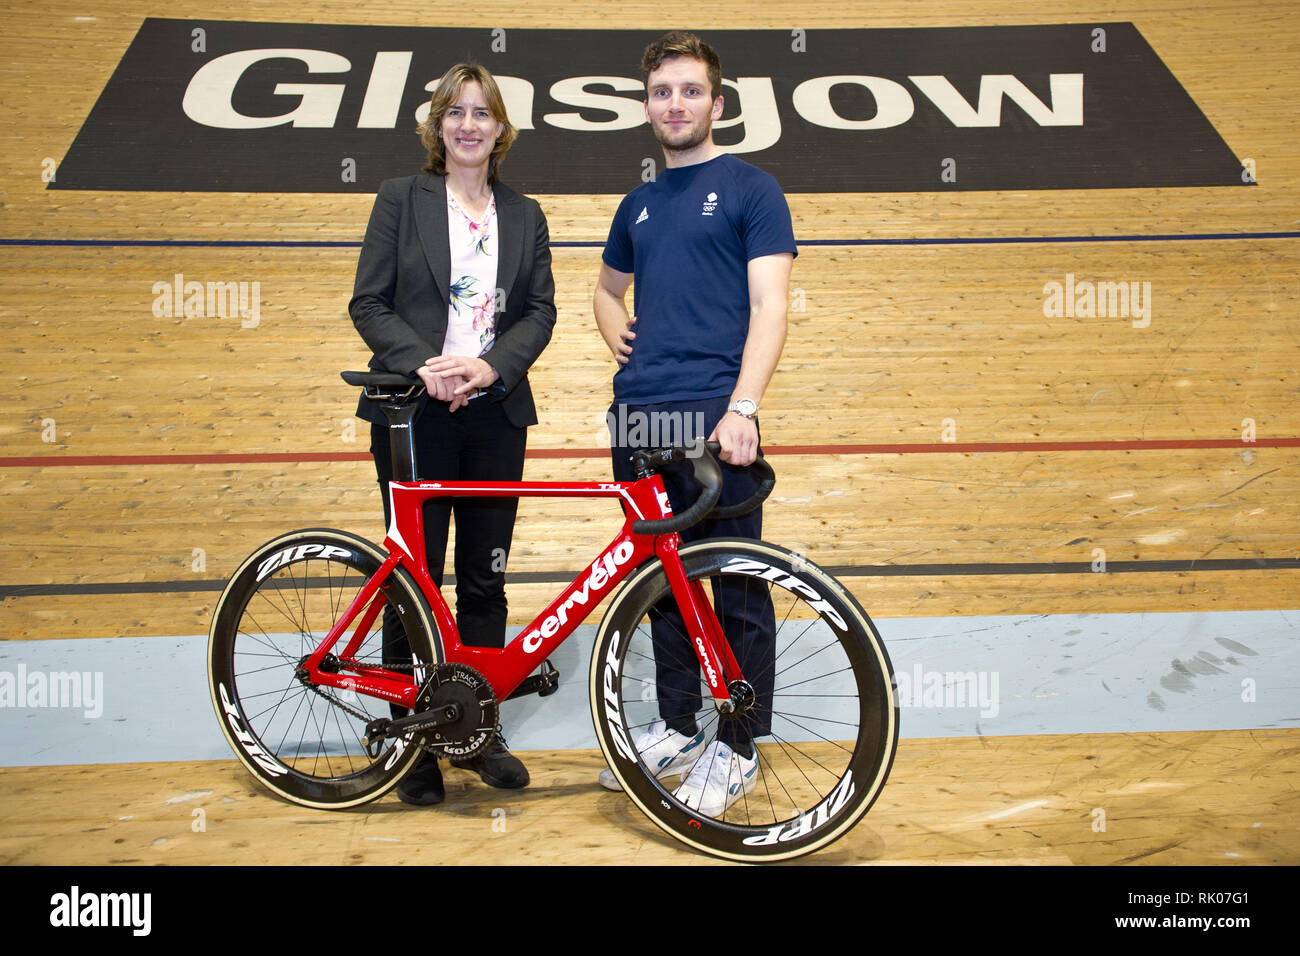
left=593, top=31, right=797, bottom=816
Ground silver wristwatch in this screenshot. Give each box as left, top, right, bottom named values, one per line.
left=727, top=398, right=758, bottom=419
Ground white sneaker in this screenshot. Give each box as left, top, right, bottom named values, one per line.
left=598, top=719, right=707, bottom=792
left=673, top=740, right=759, bottom=817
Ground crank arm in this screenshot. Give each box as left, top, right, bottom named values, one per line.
left=362, top=703, right=464, bottom=757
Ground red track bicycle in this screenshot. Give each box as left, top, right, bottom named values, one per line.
left=207, top=372, right=898, bottom=861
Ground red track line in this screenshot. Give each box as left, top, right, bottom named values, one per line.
left=0, top=452, right=373, bottom=468
left=1, top=437, right=1296, bottom=468
left=768, top=438, right=1300, bottom=455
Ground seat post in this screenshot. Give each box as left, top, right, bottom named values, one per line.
left=341, top=372, right=426, bottom=483
left=379, top=400, right=421, bottom=483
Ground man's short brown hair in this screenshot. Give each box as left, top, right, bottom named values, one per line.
left=417, top=62, right=518, bottom=181
left=640, top=31, right=722, bottom=101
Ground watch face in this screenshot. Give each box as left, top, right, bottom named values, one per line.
left=733, top=399, right=757, bottom=416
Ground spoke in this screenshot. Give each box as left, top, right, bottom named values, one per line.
left=768, top=710, right=860, bottom=730
left=774, top=665, right=856, bottom=694
left=761, top=733, right=828, bottom=807
left=271, top=683, right=314, bottom=758
left=748, top=741, right=800, bottom=821
left=236, top=621, right=303, bottom=663
left=243, top=679, right=307, bottom=729
left=772, top=639, right=849, bottom=683
left=769, top=714, right=856, bottom=759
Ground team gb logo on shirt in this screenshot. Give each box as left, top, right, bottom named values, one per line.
left=701, top=192, right=719, bottom=216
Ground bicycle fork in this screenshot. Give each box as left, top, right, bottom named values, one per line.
left=655, top=535, right=749, bottom=715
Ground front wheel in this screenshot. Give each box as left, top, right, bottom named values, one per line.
left=208, top=529, right=440, bottom=808
left=590, top=539, right=898, bottom=862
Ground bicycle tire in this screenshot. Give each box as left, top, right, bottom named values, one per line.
left=590, top=539, right=898, bottom=862
left=208, top=529, right=441, bottom=808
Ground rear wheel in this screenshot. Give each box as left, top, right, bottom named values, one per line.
left=591, top=539, right=897, bottom=862
left=208, top=529, right=439, bottom=808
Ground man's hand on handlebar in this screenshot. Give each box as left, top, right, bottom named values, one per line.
left=709, top=411, right=760, bottom=466
left=629, top=440, right=774, bottom=535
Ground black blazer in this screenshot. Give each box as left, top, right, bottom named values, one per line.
left=349, top=173, right=556, bottom=428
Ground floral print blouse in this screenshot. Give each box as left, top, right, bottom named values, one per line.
left=443, top=191, right=498, bottom=359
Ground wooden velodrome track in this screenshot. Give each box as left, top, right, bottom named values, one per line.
left=0, top=0, right=1296, bottom=867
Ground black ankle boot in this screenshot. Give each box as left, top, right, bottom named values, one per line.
left=450, top=734, right=529, bottom=789
left=396, top=753, right=445, bottom=806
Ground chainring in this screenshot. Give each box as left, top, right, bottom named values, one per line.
left=414, top=662, right=499, bottom=760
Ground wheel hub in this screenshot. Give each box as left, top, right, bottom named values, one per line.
left=722, top=679, right=756, bottom=717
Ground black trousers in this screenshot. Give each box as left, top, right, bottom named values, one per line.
left=608, top=395, right=775, bottom=750
left=372, top=397, right=527, bottom=651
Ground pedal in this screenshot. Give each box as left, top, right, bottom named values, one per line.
left=363, top=718, right=390, bottom=758
left=507, top=660, right=560, bottom=700
left=537, top=660, right=560, bottom=696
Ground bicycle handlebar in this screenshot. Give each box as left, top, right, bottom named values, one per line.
left=629, top=440, right=776, bottom=536
left=709, top=442, right=776, bottom=519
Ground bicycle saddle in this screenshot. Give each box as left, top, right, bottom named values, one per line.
left=341, top=370, right=423, bottom=405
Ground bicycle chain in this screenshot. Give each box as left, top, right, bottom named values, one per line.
left=302, top=659, right=416, bottom=730
left=305, top=680, right=379, bottom=725
left=302, top=662, right=493, bottom=759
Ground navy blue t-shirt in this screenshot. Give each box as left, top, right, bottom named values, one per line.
left=602, top=153, right=797, bottom=404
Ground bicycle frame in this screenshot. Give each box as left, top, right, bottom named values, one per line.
left=295, top=473, right=742, bottom=711
left=211, top=373, right=893, bottom=860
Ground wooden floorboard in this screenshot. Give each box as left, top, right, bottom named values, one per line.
left=1, top=729, right=1293, bottom=865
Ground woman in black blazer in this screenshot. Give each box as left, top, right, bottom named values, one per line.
left=349, top=63, right=556, bottom=806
